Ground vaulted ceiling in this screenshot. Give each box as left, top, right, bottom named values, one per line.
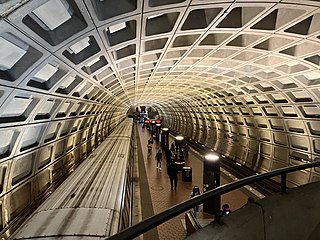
left=0, top=1, right=320, bottom=223
left=2, top=0, right=320, bottom=110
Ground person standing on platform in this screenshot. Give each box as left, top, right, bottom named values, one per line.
left=148, top=137, right=154, bottom=145
left=185, top=143, right=190, bottom=156
left=167, top=161, right=178, bottom=190
left=190, top=186, right=201, bottom=218
left=147, top=142, right=152, bottom=156
left=165, top=147, right=172, bottom=165
left=155, top=149, right=163, bottom=170
left=170, top=142, right=175, bottom=152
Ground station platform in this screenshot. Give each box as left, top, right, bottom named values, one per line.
left=135, top=123, right=264, bottom=240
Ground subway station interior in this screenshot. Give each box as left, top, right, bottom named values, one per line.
left=1, top=0, right=320, bottom=239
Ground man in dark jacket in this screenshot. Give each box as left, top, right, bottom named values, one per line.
left=165, top=148, right=172, bottom=165
left=167, top=161, right=178, bottom=190
left=155, top=149, right=163, bottom=170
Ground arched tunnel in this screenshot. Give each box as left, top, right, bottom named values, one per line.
left=1, top=0, right=320, bottom=237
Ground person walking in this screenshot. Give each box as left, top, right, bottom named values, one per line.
left=147, top=142, right=152, bottom=156
left=155, top=149, right=163, bottom=170
left=190, top=186, right=201, bottom=218
left=167, top=161, right=178, bottom=190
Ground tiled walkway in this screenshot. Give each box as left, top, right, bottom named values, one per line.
left=137, top=124, right=252, bottom=239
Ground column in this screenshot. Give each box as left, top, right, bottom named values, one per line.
left=203, top=153, right=220, bottom=221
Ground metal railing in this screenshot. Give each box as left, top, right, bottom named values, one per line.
left=107, top=161, right=320, bottom=240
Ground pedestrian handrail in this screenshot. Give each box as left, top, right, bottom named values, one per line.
left=106, top=161, right=320, bottom=240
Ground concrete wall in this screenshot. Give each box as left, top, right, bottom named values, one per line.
left=187, top=181, right=320, bottom=240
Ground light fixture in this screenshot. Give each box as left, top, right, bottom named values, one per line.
left=175, top=136, right=184, bottom=141
left=205, top=153, right=219, bottom=162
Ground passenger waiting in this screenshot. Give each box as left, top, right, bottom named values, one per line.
left=190, top=186, right=201, bottom=218
left=167, top=161, right=178, bottom=190
left=185, top=143, right=190, bottom=156
left=165, top=147, right=172, bottom=165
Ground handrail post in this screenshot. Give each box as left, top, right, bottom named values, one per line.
left=281, top=173, right=287, bottom=193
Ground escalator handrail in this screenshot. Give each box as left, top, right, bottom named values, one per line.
left=107, top=161, right=320, bottom=240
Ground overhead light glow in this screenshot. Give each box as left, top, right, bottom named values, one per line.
left=175, top=136, right=184, bottom=141
left=205, top=153, right=219, bottom=161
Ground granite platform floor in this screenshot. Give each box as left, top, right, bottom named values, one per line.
left=137, top=124, right=259, bottom=240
